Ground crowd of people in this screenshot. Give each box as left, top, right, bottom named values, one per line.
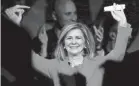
left=2, top=0, right=139, bottom=86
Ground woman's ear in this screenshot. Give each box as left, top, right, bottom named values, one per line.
left=52, top=11, right=57, bottom=21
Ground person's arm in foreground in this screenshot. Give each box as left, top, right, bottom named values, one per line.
left=5, top=0, right=50, bottom=39
left=5, top=5, right=30, bottom=26
left=5, top=4, right=50, bottom=57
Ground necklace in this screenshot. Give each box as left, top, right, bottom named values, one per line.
left=68, top=56, right=84, bottom=68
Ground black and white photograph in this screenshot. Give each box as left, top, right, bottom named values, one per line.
left=1, top=0, right=139, bottom=86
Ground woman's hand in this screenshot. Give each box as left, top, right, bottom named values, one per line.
left=110, top=3, right=127, bottom=27
left=5, top=5, right=30, bottom=26
left=38, top=25, right=48, bottom=45
left=38, top=25, right=48, bottom=57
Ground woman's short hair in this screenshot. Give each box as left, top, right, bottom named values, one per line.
left=54, top=22, right=96, bottom=61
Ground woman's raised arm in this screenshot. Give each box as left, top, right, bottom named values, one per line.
left=106, top=23, right=132, bottom=61
left=106, top=3, right=132, bottom=62
left=31, top=25, right=57, bottom=78
left=95, top=3, right=132, bottom=66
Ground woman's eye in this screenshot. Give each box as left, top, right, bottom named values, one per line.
left=76, top=37, right=82, bottom=39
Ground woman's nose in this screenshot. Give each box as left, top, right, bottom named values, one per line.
left=71, top=39, right=76, bottom=44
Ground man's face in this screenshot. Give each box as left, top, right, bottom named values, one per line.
left=55, top=1, right=77, bottom=27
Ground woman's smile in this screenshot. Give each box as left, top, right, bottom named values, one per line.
left=69, top=45, right=79, bottom=48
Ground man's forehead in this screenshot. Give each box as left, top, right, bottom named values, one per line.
left=55, top=0, right=76, bottom=12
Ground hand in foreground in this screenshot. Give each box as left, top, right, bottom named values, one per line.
left=5, top=5, right=30, bottom=26
left=110, top=3, right=127, bottom=27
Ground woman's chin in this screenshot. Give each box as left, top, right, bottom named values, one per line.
left=68, top=50, right=82, bottom=56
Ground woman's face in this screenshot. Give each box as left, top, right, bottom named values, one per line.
left=64, top=29, right=85, bottom=55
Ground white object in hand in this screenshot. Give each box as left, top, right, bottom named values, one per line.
left=104, top=4, right=125, bottom=12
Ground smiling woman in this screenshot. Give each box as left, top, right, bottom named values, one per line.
left=54, top=22, right=95, bottom=61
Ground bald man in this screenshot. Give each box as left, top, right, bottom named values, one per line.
left=53, top=0, right=77, bottom=27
